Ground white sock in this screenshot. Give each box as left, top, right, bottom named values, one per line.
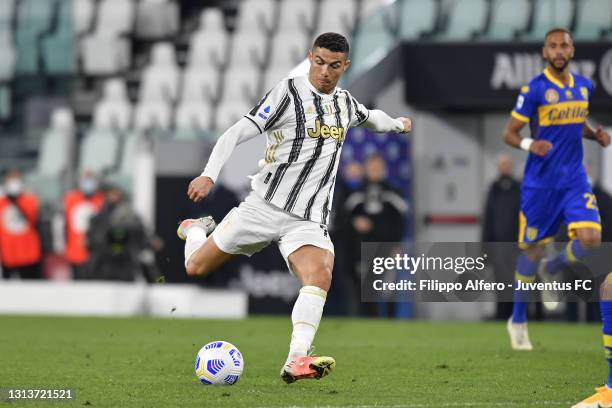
left=285, top=285, right=327, bottom=365
left=184, top=226, right=207, bottom=267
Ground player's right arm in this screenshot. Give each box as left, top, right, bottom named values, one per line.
left=187, top=118, right=262, bottom=202
left=503, top=84, right=552, bottom=157
left=188, top=80, right=289, bottom=203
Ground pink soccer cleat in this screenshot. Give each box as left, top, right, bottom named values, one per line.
left=280, top=355, right=336, bottom=384
left=177, top=216, right=216, bottom=240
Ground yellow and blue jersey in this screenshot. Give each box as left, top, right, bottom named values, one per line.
left=512, top=67, right=593, bottom=189
left=512, top=68, right=601, bottom=245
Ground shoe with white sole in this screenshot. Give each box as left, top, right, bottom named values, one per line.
left=177, top=216, right=216, bottom=240
left=507, top=317, right=533, bottom=351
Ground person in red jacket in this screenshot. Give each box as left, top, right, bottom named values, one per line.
left=63, top=171, right=105, bottom=279
left=0, top=169, right=42, bottom=279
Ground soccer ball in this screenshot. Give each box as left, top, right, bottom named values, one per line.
left=195, top=341, right=244, bottom=385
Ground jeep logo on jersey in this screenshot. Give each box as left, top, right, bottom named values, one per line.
left=307, top=120, right=345, bottom=141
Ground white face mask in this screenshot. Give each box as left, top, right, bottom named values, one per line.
left=4, top=179, right=24, bottom=196
left=80, top=178, right=99, bottom=195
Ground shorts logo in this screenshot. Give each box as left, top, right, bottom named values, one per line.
left=545, top=89, right=559, bottom=104
left=580, top=87, right=589, bottom=100
left=526, top=226, right=538, bottom=241
left=565, top=90, right=573, bottom=100
left=307, top=119, right=345, bottom=141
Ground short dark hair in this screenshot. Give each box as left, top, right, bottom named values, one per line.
left=312, top=32, right=349, bottom=55
left=544, top=27, right=573, bottom=42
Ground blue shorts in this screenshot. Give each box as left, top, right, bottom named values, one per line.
left=519, top=182, right=601, bottom=247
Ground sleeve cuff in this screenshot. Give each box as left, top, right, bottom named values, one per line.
left=511, top=111, right=530, bottom=123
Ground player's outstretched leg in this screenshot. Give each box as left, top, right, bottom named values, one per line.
left=280, top=245, right=335, bottom=383
left=508, top=247, right=542, bottom=351
left=178, top=216, right=234, bottom=276
left=573, top=274, right=612, bottom=408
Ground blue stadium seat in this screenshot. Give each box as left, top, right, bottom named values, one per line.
left=574, top=0, right=612, bottom=39
left=486, top=0, right=530, bottom=39
left=42, top=0, right=76, bottom=75
left=15, top=0, right=55, bottom=74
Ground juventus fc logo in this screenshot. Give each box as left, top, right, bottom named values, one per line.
left=307, top=119, right=345, bottom=142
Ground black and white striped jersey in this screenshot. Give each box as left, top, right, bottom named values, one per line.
left=245, top=75, right=370, bottom=225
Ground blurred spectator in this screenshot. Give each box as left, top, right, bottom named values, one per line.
left=63, top=171, right=105, bottom=279
left=482, top=154, right=520, bottom=242
left=328, top=161, right=364, bottom=316
left=344, top=154, right=406, bottom=315
left=86, top=185, right=148, bottom=281
left=0, top=170, right=43, bottom=279
left=481, top=153, right=520, bottom=319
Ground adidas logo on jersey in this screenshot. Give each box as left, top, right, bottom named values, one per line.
left=307, top=119, right=345, bottom=141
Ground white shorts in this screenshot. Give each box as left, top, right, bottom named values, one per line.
left=211, top=192, right=334, bottom=271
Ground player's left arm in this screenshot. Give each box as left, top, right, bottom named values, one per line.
left=363, top=110, right=412, bottom=134
left=583, top=120, right=611, bottom=147
left=347, top=92, right=411, bottom=133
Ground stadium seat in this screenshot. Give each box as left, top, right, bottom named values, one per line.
left=277, top=0, right=318, bottom=34
left=42, top=0, right=76, bottom=75
left=79, top=129, right=120, bottom=174
left=268, top=31, right=309, bottom=71
left=486, top=0, right=530, bottom=39
left=221, top=65, right=261, bottom=105
left=0, top=30, right=16, bottom=81
left=26, top=108, right=76, bottom=204
left=81, top=0, right=134, bottom=74
left=15, top=0, right=54, bottom=74
left=93, top=79, right=133, bottom=131
left=81, top=34, right=131, bottom=75
left=228, top=30, right=268, bottom=68
left=106, top=132, right=141, bottom=193
left=181, top=66, right=220, bottom=103
left=398, top=0, right=438, bottom=39
left=351, top=8, right=395, bottom=77
left=215, top=99, right=254, bottom=131
left=316, top=0, right=358, bottom=36
left=96, top=0, right=135, bottom=36
left=437, top=0, right=489, bottom=40
left=574, top=0, right=612, bottom=40
left=360, top=0, right=387, bottom=19
left=135, top=0, right=179, bottom=39
left=73, top=0, right=95, bottom=36
left=175, top=101, right=212, bottom=134
left=0, top=85, right=10, bottom=120
left=262, top=68, right=290, bottom=96
left=188, top=9, right=229, bottom=68
left=235, top=0, right=277, bottom=33
left=134, top=101, right=172, bottom=132
left=139, top=43, right=180, bottom=103
left=524, top=0, right=573, bottom=40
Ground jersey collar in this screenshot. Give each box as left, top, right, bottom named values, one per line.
left=544, top=67, right=574, bottom=89
left=303, top=75, right=338, bottom=97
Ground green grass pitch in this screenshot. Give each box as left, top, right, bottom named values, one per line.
left=0, top=315, right=605, bottom=407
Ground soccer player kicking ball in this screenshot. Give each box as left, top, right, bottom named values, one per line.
left=177, top=32, right=411, bottom=383
left=502, top=27, right=612, bottom=407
